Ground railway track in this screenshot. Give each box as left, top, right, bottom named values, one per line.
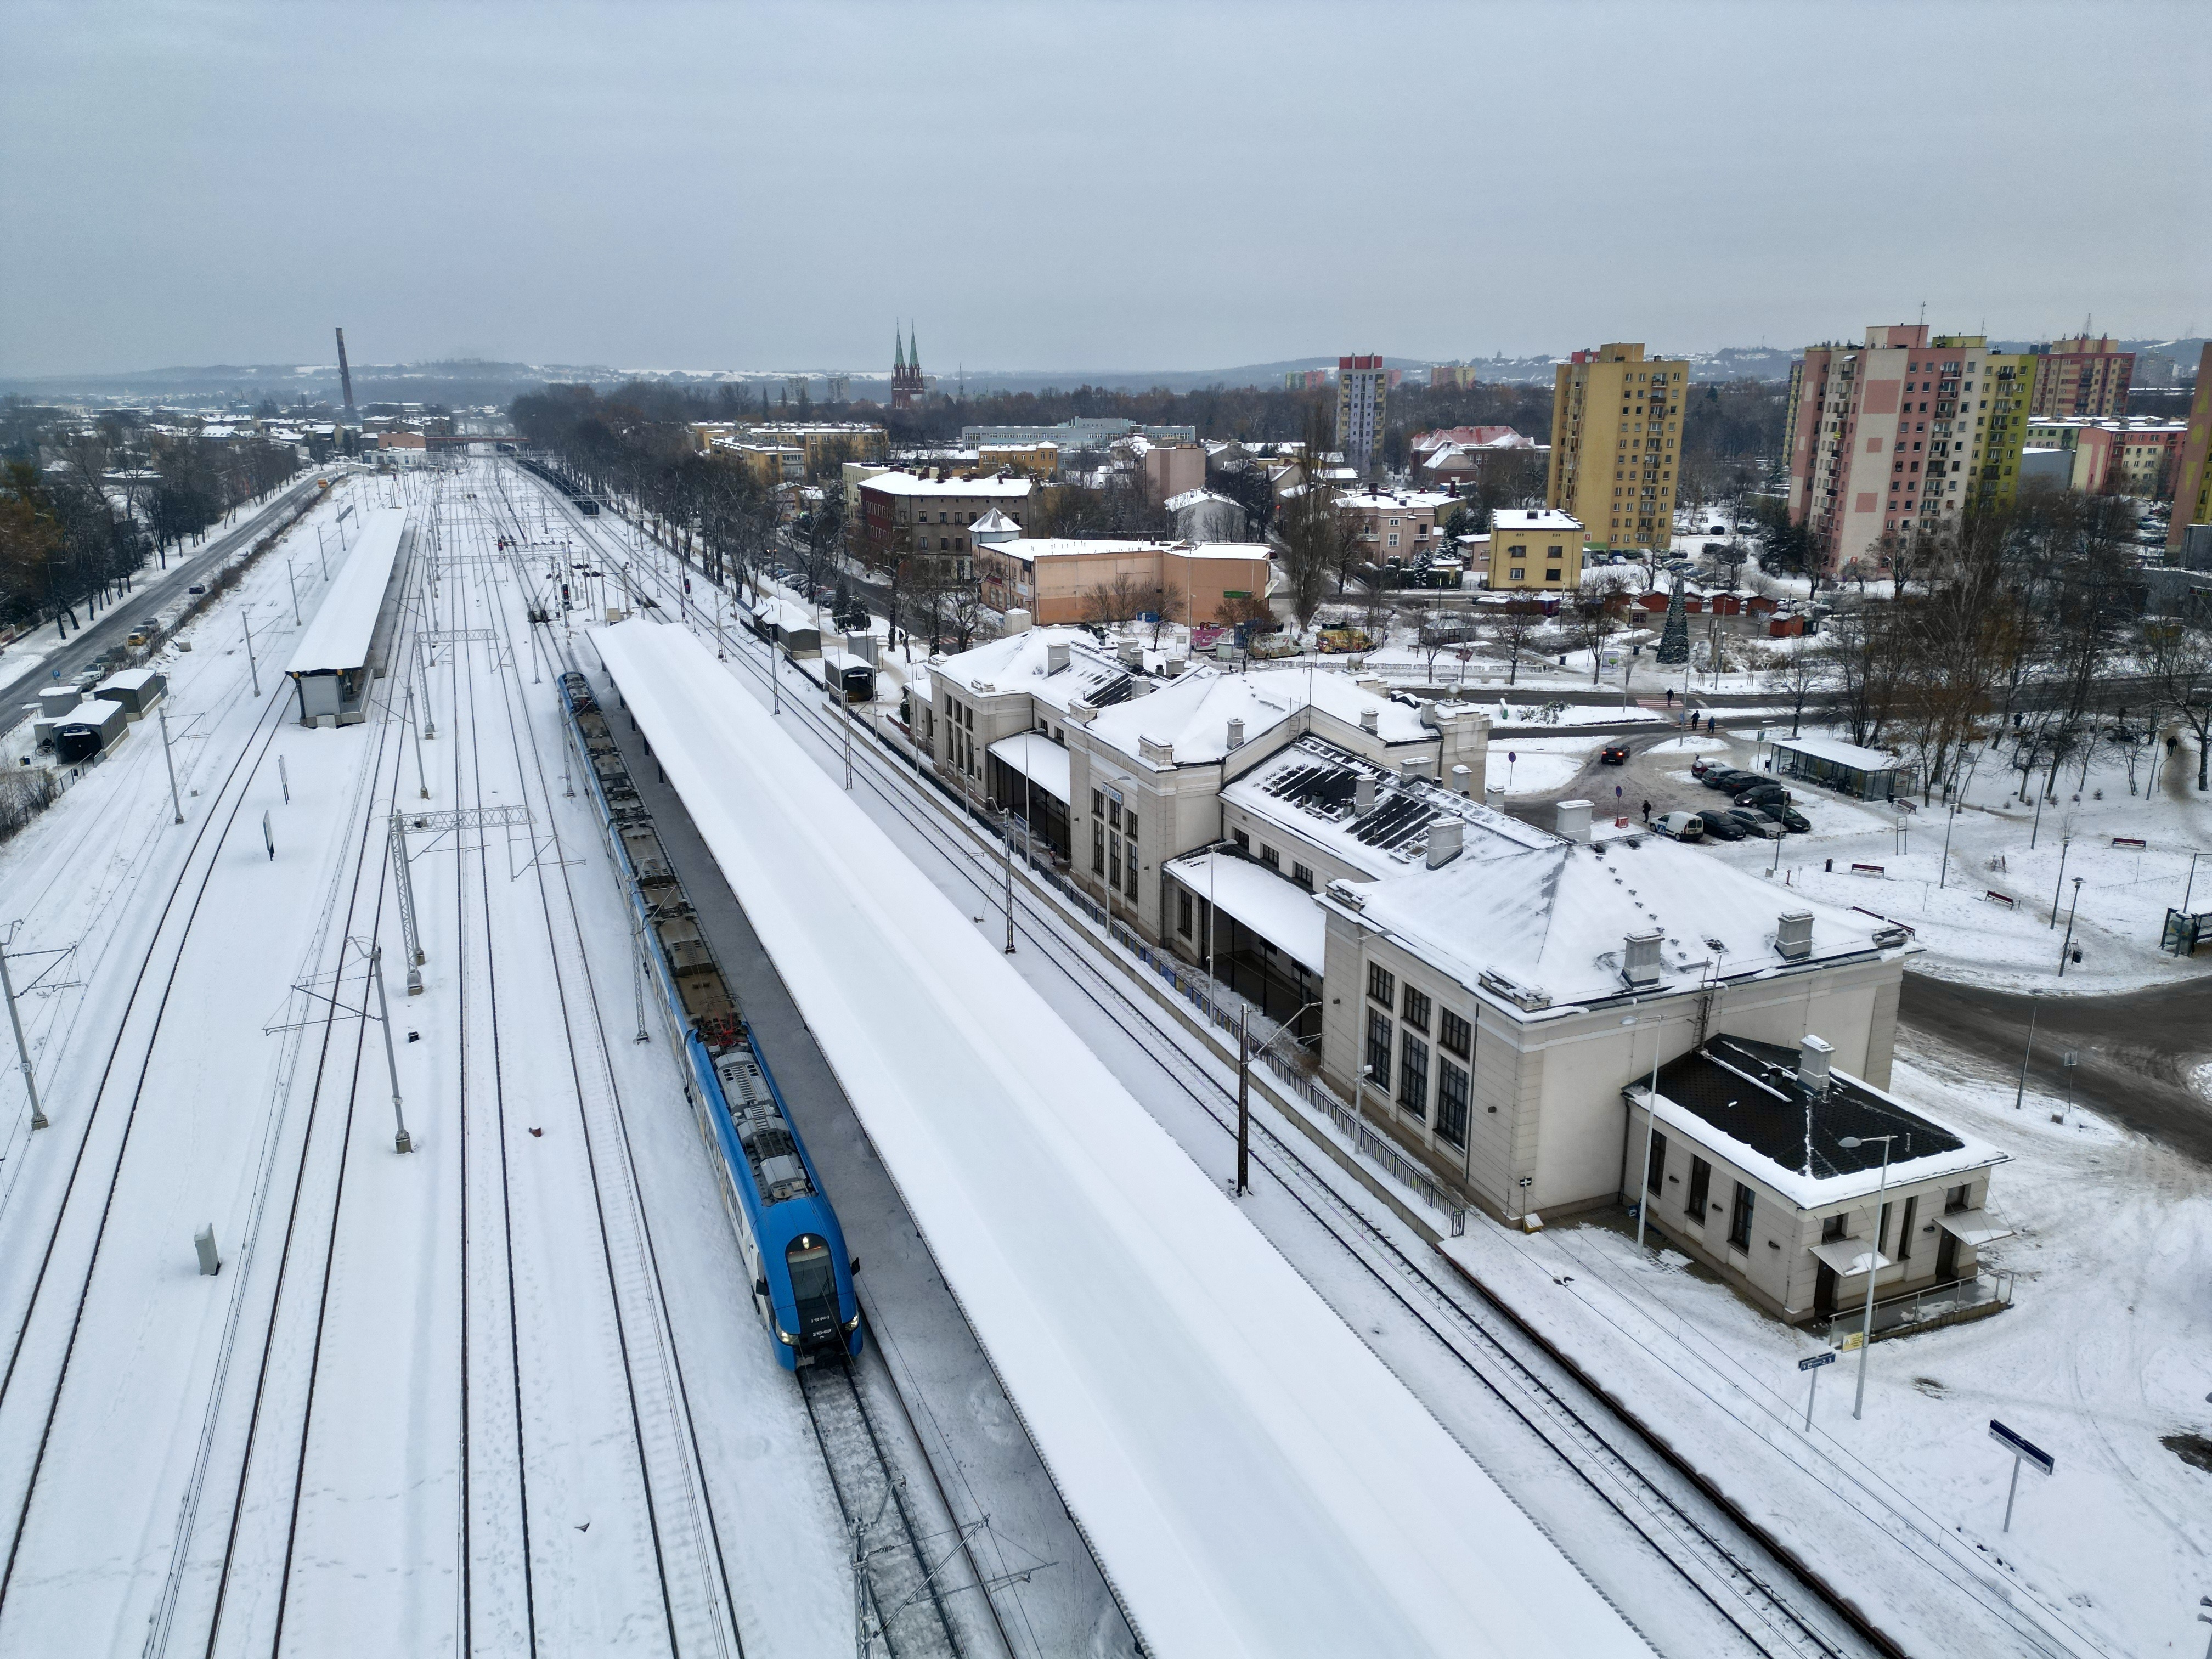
left=521, top=463, right=2106, bottom=1659
left=472, top=473, right=743, bottom=1656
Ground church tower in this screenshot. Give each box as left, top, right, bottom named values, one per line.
left=891, top=323, right=924, bottom=411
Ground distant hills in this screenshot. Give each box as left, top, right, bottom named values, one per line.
left=5, top=338, right=2198, bottom=409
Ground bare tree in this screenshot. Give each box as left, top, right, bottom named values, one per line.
left=1763, top=642, right=1833, bottom=737
left=1081, top=573, right=1150, bottom=628
left=2146, top=619, right=2212, bottom=791
left=1489, top=600, right=1543, bottom=687
left=1570, top=574, right=1629, bottom=685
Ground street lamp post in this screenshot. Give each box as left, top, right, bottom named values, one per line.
left=2058, top=876, right=2085, bottom=977
left=1838, top=1132, right=1896, bottom=1419
left=1622, top=1007, right=1665, bottom=1249
left=2048, top=835, right=2072, bottom=927
left=2012, top=991, right=2040, bottom=1109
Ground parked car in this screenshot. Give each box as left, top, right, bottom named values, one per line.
left=1654, top=810, right=1705, bottom=841
left=1758, top=802, right=1812, bottom=833
left=1704, top=768, right=1756, bottom=793
left=1697, top=809, right=1748, bottom=842
left=1600, top=743, right=1630, bottom=765
left=186, top=584, right=205, bottom=594
left=1733, top=782, right=1787, bottom=808
left=1728, top=808, right=1785, bottom=838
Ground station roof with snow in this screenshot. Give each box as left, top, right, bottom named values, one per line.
left=1224, top=737, right=1906, bottom=1014
left=1634, top=1034, right=2005, bottom=1209
left=285, top=507, right=406, bottom=676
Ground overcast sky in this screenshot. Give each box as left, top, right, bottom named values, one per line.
left=4, top=0, right=2207, bottom=379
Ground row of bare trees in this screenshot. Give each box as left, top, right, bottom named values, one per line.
left=1, top=424, right=302, bottom=638
left=1770, top=493, right=2212, bottom=796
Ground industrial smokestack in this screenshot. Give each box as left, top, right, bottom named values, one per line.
left=335, top=326, right=357, bottom=424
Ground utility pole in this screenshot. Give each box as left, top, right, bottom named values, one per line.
left=1002, top=803, right=1016, bottom=955
left=369, top=943, right=413, bottom=1152
left=1235, top=1004, right=1250, bottom=1196
left=0, top=938, right=50, bottom=1131
left=285, top=557, right=301, bottom=625
left=2049, top=835, right=2072, bottom=928
left=242, top=613, right=260, bottom=696
left=2058, top=876, right=2084, bottom=975
left=1839, top=1132, right=1897, bottom=1418
left=157, top=703, right=184, bottom=825
left=2012, top=992, right=2040, bottom=1108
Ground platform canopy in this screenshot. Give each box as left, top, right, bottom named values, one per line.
left=286, top=508, right=407, bottom=676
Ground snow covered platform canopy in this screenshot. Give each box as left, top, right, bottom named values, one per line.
left=1166, top=849, right=1326, bottom=975
left=984, top=731, right=1069, bottom=804
left=284, top=507, right=408, bottom=726
left=591, top=617, right=1647, bottom=1659
left=1770, top=733, right=1908, bottom=801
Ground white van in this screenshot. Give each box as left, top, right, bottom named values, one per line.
left=1654, top=810, right=1705, bottom=842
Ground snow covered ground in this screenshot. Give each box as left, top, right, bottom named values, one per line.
left=1652, top=726, right=2212, bottom=992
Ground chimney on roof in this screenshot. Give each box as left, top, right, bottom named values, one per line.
left=1452, top=763, right=1472, bottom=795
left=1046, top=641, right=1070, bottom=673
left=1426, top=817, right=1463, bottom=868
left=1776, top=909, right=1814, bottom=961
left=1118, top=639, right=1143, bottom=668
left=1354, top=775, right=1378, bottom=815
left=1623, top=931, right=1663, bottom=988
left=1068, top=699, right=1097, bottom=725
left=1798, top=1034, right=1834, bottom=1097
left=1227, top=717, right=1244, bottom=748
left=1359, top=708, right=1379, bottom=735
left=1556, top=799, right=1592, bottom=842
left=1399, top=757, right=1431, bottom=781
left=1485, top=782, right=1506, bottom=813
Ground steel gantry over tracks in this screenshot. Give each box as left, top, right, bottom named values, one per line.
left=388, top=806, right=536, bottom=992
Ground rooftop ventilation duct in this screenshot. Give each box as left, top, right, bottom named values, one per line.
left=1117, top=640, right=1143, bottom=667
left=1623, top=930, right=1663, bottom=987
left=1776, top=909, right=1814, bottom=961
left=1399, top=757, right=1432, bottom=780
left=1046, top=641, right=1071, bottom=673
left=1167, top=656, right=1187, bottom=677
left=1556, top=799, right=1592, bottom=842
left=1798, top=1034, right=1834, bottom=1097
left=1359, top=709, right=1379, bottom=735
left=1485, top=782, right=1506, bottom=813
left=1452, top=763, right=1473, bottom=795
left=1426, top=817, right=1463, bottom=868
left=1354, top=775, right=1378, bottom=815
left=1226, top=717, right=1244, bottom=748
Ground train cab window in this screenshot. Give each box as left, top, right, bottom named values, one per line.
left=786, top=1235, right=842, bottom=1350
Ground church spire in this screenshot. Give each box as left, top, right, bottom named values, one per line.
left=894, top=325, right=906, bottom=370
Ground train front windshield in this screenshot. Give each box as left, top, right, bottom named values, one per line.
left=786, top=1235, right=842, bottom=1350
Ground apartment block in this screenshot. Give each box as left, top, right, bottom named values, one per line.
left=2027, top=334, right=2134, bottom=419
left=1486, top=509, right=1587, bottom=591
left=1547, top=343, right=1689, bottom=552
left=1336, top=355, right=1387, bottom=475
left=854, top=470, right=1035, bottom=582
left=2168, top=343, right=2212, bottom=558
left=1783, top=325, right=2032, bottom=575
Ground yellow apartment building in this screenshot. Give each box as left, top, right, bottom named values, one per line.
left=1548, top=343, right=1689, bottom=551
left=1486, top=509, right=1587, bottom=590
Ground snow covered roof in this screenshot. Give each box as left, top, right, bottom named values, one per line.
left=1634, top=1035, right=2005, bottom=1209
left=1336, top=491, right=1457, bottom=512
left=932, top=626, right=1138, bottom=710
left=286, top=507, right=406, bottom=676
left=856, top=471, right=1035, bottom=500
left=1165, top=851, right=1327, bottom=974
left=986, top=731, right=1070, bottom=803
left=1174, top=541, right=1274, bottom=562
left=1412, top=426, right=1533, bottom=453
left=1085, top=664, right=1431, bottom=770
left=1164, top=487, right=1237, bottom=512
left=1772, top=733, right=1903, bottom=772
left=590, top=618, right=1645, bottom=1657
left=969, top=506, right=1019, bottom=534
left=1491, top=509, right=1585, bottom=535
left=1233, top=740, right=1904, bottom=1015
left=994, top=537, right=1171, bottom=563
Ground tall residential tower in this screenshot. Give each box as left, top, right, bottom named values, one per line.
left=1782, top=325, right=2032, bottom=575
left=1335, top=355, right=1386, bottom=475
left=1547, top=342, right=1689, bottom=552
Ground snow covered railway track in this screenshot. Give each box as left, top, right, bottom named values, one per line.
left=462, top=482, right=743, bottom=1656
left=0, top=521, right=417, bottom=1654
left=797, top=1357, right=963, bottom=1659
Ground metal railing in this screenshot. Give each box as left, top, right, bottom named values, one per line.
left=1822, top=1268, right=2015, bottom=1342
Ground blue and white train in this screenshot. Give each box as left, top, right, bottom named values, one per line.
left=558, top=666, right=862, bottom=1367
